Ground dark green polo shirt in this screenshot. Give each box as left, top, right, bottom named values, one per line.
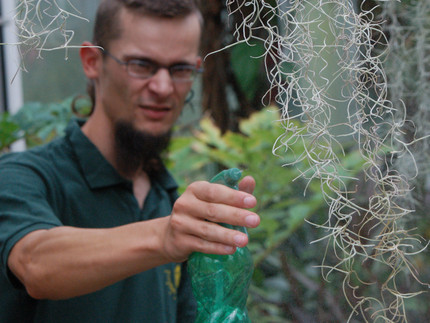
left=0, top=120, right=196, bottom=322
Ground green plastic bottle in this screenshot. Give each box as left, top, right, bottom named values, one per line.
left=188, top=168, right=254, bottom=323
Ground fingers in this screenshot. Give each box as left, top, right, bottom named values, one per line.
left=174, top=196, right=259, bottom=229
left=238, top=175, right=256, bottom=195
left=170, top=215, right=249, bottom=253
left=188, top=181, right=257, bottom=210
left=163, top=213, right=245, bottom=261
left=175, top=181, right=258, bottom=227
left=164, top=179, right=260, bottom=261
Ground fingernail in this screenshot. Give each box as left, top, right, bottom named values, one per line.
left=244, top=196, right=256, bottom=208
left=245, top=214, right=259, bottom=227
left=234, top=234, right=247, bottom=247
left=225, top=246, right=236, bottom=254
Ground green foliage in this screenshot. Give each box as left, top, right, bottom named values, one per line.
left=0, top=113, right=20, bottom=151
left=0, top=96, right=91, bottom=152
left=230, top=41, right=265, bottom=101
left=167, top=107, right=366, bottom=321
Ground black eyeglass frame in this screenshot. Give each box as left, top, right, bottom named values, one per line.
left=102, top=49, right=203, bottom=83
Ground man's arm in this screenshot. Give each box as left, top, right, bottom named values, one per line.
left=8, top=178, right=259, bottom=300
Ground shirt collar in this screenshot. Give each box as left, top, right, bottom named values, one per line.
left=66, top=119, right=127, bottom=189
left=65, top=119, right=178, bottom=192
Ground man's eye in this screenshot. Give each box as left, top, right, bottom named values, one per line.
left=129, top=60, right=154, bottom=74
left=171, top=65, right=194, bottom=78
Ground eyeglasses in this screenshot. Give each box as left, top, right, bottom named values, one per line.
left=102, top=50, right=203, bottom=83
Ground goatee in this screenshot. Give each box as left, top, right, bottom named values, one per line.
left=114, top=120, right=171, bottom=177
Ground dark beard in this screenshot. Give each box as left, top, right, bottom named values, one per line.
left=114, top=120, right=171, bottom=177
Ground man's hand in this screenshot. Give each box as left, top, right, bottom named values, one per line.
left=161, top=177, right=259, bottom=262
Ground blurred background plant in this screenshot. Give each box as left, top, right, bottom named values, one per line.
left=167, top=106, right=367, bottom=322
left=0, top=95, right=90, bottom=152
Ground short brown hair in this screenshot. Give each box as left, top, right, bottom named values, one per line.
left=93, top=0, right=202, bottom=49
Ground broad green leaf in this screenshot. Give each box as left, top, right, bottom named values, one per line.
left=231, top=41, right=265, bottom=101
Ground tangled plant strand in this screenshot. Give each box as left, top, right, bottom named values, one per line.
left=226, top=0, right=429, bottom=321
left=380, top=1, right=430, bottom=210
left=5, top=0, right=88, bottom=65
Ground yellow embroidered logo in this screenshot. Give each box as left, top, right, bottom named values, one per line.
left=164, top=264, right=181, bottom=299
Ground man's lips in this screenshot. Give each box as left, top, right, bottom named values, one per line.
left=138, top=105, right=171, bottom=120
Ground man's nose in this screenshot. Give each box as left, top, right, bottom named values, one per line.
left=147, top=68, right=175, bottom=97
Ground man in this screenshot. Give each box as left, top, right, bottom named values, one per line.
left=0, top=0, right=260, bottom=322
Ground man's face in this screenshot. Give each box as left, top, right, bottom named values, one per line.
left=95, top=9, right=201, bottom=137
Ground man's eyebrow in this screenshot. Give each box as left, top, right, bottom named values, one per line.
left=123, top=55, right=195, bottom=66
left=122, top=54, right=153, bottom=62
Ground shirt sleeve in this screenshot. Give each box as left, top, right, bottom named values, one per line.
left=0, top=162, right=62, bottom=288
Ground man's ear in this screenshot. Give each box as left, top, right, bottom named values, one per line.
left=80, top=41, right=102, bottom=80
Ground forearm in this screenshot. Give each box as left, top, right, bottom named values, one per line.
left=7, top=179, right=260, bottom=301
left=8, top=218, right=170, bottom=300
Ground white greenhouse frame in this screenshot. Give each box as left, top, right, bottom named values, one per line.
left=1, top=0, right=25, bottom=151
